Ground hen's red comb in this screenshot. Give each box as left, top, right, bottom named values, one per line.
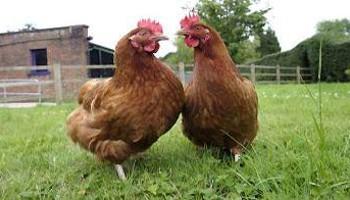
left=180, top=13, right=200, bottom=29
left=137, top=19, right=163, bottom=34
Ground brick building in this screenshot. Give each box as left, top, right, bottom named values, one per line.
left=0, top=25, right=114, bottom=77
left=0, top=25, right=115, bottom=102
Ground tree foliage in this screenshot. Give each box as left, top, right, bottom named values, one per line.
left=162, top=36, right=193, bottom=64
left=253, top=35, right=350, bottom=82
left=165, top=0, right=270, bottom=64
left=7, top=24, right=37, bottom=33
left=196, top=0, right=269, bottom=63
left=235, top=37, right=261, bottom=63
left=19, top=24, right=36, bottom=32
left=257, top=27, right=281, bottom=56
left=252, top=18, right=350, bottom=82
left=317, top=18, right=350, bottom=43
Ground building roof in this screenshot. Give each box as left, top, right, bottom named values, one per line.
left=0, top=24, right=114, bottom=55
left=0, top=25, right=89, bottom=36
left=89, top=43, right=114, bottom=54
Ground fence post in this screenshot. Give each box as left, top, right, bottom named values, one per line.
left=3, top=87, right=7, bottom=98
left=276, top=65, right=281, bottom=84
left=53, top=63, right=63, bottom=104
left=178, top=62, right=186, bottom=86
left=38, top=81, right=42, bottom=103
left=250, top=64, right=256, bottom=84
left=296, top=66, right=301, bottom=84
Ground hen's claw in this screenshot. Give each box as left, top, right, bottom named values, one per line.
left=234, top=154, right=241, bottom=162
left=230, top=147, right=241, bottom=162
left=114, top=164, right=126, bottom=181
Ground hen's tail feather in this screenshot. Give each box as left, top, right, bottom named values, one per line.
left=70, top=128, right=134, bottom=164
left=90, top=138, right=134, bottom=164
left=67, top=109, right=133, bottom=164
left=66, top=108, right=99, bottom=150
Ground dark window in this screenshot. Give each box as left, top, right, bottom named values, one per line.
left=88, top=49, right=114, bottom=78
left=29, top=49, right=50, bottom=76
left=89, top=49, right=100, bottom=65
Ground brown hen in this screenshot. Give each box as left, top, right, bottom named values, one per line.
left=66, top=20, right=184, bottom=179
left=178, top=14, right=258, bottom=161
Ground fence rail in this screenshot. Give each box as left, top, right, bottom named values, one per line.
left=0, top=63, right=313, bottom=103
left=177, top=63, right=312, bottom=85
left=0, top=79, right=42, bottom=103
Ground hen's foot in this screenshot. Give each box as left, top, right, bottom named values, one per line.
left=230, top=147, right=241, bottom=162
left=234, top=154, right=241, bottom=162
left=114, top=164, right=126, bottom=181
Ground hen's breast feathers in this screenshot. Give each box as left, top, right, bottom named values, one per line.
left=184, top=59, right=258, bottom=130
left=81, top=62, right=184, bottom=144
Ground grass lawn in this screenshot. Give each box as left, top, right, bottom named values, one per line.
left=1, top=83, right=350, bottom=199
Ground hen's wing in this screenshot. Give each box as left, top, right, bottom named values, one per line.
left=79, top=78, right=114, bottom=129
left=78, top=79, right=100, bottom=104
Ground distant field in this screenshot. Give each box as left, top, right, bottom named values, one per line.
left=0, top=83, right=349, bottom=199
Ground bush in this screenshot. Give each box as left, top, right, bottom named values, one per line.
left=322, top=42, right=350, bottom=81
left=251, top=35, right=350, bottom=82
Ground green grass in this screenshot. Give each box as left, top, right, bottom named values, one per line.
left=1, top=83, right=350, bottom=199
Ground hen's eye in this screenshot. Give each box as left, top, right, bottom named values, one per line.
left=139, top=31, right=147, bottom=36
left=195, top=26, right=201, bottom=31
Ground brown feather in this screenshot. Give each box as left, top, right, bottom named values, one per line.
left=182, top=24, right=258, bottom=153
left=67, top=28, right=185, bottom=164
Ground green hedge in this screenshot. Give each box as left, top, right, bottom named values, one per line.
left=252, top=36, right=350, bottom=82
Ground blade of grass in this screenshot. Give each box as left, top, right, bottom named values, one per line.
left=317, top=39, right=325, bottom=150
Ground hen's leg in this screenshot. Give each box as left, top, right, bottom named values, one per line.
left=76, top=132, right=133, bottom=180
left=67, top=108, right=133, bottom=180
left=230, top=146, right=241, bottom=162
left=90, top=139, right=134, bottom=180
left=114, top=151, right=146, bottom=181
left=114, top=164, right=126, bottom=181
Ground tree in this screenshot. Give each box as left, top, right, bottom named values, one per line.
left=19, top=23, right=37, bottom=32
left=196, top=0, right=269, bottom=63
left=257, top=27, right=281, bottom=56
left=6, top=24, right=37, bottom=33
left=162, top=36, right=193, bottom=64
left=235, top=37, right=261, bottom=63
left=316, top=18, right=350, bottom=43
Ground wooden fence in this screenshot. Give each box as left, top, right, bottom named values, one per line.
left=0, top=79, right=42, bottom=103
left=0, top=63, right=312, bottom=103
left=176, top=63, right=313, bottom=85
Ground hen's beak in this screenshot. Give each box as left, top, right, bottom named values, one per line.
left=176, top=29, right=187, bottom=36
left=151, top=34, right=169, bottom=42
